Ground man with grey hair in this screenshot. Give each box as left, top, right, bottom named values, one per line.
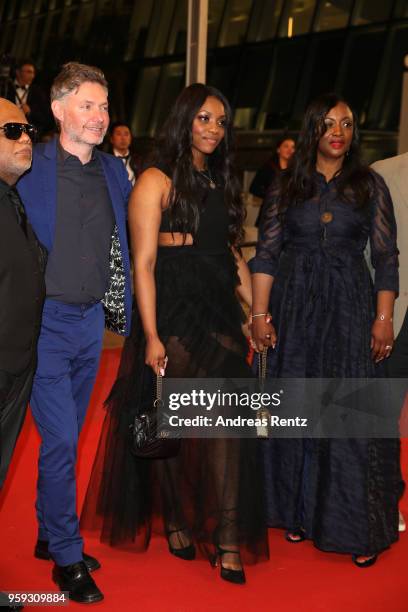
left=17, top=62, right=132, bottom=604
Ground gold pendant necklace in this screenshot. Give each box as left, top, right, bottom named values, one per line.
left=198, top=169, right=216, bottom=189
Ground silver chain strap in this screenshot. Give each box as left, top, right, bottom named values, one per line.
left=257, top=347, right=269, bottom=438
left=258, top=346, right=268, bottom=390
left=154, top=372, right=163, bottom=407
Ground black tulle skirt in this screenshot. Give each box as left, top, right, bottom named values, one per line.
left=81, top=246, right=269, bottom=564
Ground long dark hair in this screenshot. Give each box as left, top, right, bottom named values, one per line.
left=270, top=135, right=295, bottom=169
left=279, top=93, right=372, bottom=211
left=154, top=83, right=245, bottom=246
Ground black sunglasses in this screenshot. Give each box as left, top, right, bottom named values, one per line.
left=0, top=122, right=37, bottom=141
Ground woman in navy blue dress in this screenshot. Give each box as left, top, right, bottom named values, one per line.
left=250, top=93, right=400, bottom=566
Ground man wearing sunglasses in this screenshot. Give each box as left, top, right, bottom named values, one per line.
left=16, top=62, right=132, bottom=605
left=0, top=99, right=45, bottom=492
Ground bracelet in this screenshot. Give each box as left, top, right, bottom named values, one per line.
left=377, top=314, right=393, bottom=322
left=251, top=313, right=268, bottom=319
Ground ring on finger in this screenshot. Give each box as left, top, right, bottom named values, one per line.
left=265, top=334, right=271, bottom=339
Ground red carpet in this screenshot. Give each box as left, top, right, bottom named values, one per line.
left=1, top=348, right=407, bottom=611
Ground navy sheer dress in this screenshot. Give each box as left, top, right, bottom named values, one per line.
left=249, top=169, right=400, bottom=555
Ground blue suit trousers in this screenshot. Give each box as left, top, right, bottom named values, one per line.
left=30, top=298, right=104, bottom=566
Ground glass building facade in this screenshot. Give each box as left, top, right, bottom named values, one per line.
left=1, top=0, right=407, bottom=162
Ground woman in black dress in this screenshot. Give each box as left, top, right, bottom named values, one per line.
left=250, top=136, right=295, bottom=227
left=250, top=136, right=296, bottom=200
left=81, top=84, right=268, bottom=584
left=250, top=93, right=400, bottom=567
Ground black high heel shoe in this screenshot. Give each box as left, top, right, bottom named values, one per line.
left=213, top=545, right=246, bottom=585
left=166, top=528, right=196, bottom=561
left=352, top=554, right=378, bottom=568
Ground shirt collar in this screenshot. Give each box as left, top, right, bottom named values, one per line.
left=314, top=168, right=342, bottom=186
left=113, top=148, right=130, bottom=158
left=57, top=139, right=97, bottom=164
left=14, top=80, right=28, bottom=90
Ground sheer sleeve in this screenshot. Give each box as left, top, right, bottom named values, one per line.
left=248, top=184, right=283, bottom=277
left=249, top=164, right=276, bottom=199
left=369, top=170, right=399, bottom=293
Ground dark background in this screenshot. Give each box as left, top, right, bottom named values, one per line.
left=1, top=0, right=407, bottom=167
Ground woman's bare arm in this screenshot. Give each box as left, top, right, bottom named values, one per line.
left=371, top=290, right=396, bottom=362
left=251, top=272, right=276, bottom=351
left=129, top=167, right=170, bottom=373
left=232, top=247, right=252, bottom=308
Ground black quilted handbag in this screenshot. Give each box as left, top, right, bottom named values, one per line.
left=129, top=372, right=180, bottom=459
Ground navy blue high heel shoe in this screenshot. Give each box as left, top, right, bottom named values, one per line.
left=285, top=528, right=306, bottom=543
left=352, top=554, right=377, bottom=568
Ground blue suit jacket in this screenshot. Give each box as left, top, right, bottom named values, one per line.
left=17, top=138, right=132, bottom=336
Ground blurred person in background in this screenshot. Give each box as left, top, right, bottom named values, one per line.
left=250, top=136, right=295, bottom=200
left=7, top=59, right=52, bottom=136
left=109, top=121, right=141, bottom=186
left=250, top=136, right=295, bottom=227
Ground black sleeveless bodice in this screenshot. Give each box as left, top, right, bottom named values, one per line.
left=155, top=163, right=230, bottom=251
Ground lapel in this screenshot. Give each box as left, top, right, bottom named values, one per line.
left=40, top=138, right=58, bottom=250
left=97, top=151, right=122, bottom=224
left=35, top=144, right=124, bottom=251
